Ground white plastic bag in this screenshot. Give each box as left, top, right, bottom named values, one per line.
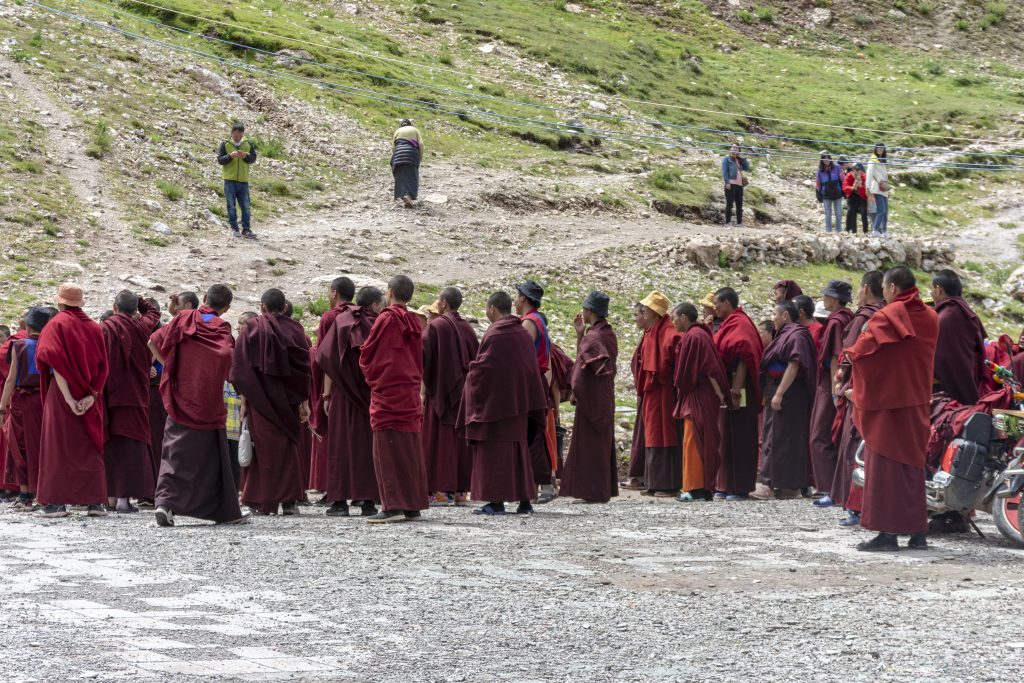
left=238, top=417, right=253, bottom=467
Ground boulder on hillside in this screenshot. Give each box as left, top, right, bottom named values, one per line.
left=183, top=65, right=245, bottom=105
left=1003, top=265, right=1024, bottom=301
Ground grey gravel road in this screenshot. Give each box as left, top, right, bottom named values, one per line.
left=2, top=493, right=1023, bottom=682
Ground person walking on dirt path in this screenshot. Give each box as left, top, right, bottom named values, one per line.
left=815, top=152, right=844, bottom=233
left=217, top=122, right=257, bottom=240
left=392, top=119, right=422, bottom=209
left=721, top=143, right=750, bottom=226
left=866, top=143, right=890, bottom=237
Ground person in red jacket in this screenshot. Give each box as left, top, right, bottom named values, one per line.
left=843, top=162, right=869, bottom=234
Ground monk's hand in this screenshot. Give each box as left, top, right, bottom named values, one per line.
left=573, top=312, right=586, bottom=339
left=844, top=389, right=853, bottom=402
left=150, top=366, right=158, bottom=379
left=321, top=392, right=330, bottom=414
left=77, top=394, right=96, bottom=415
left=298, top=401, right=311, bottom=424
left=730, top=387, right=742, bottom=409
left=770, top=394, right=783, bottom=411
left=0, top=400, right=8, bottom=417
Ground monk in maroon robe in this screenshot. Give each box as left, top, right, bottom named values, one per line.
left=100, top=292, right=161, bottom=512
left=309, top=277, right=355, bottom=501
left=712, top=287, right=764, bottom=499
left=847, top=267, right=938, bottom=551
left=670, top=303, right=728, bottom=501
left=931, top=269, right=986, bottom=405
left=635, top=291, right=681, bottom=496
left=756, top=301, right=817, bottom=497
left=35, top=283, right=109, bottom=517
left=0, top=308, right=51, bottom=509
left=230, top=289, right=311, bottom=516
left=774, top=280, right=803, bottom=303
left=422, top=287, right=479, bottom=504
left=622, top=302, right=646, bottom=489
left=359, top=275, right=429, bottom=523
left=317, top=287, right=383, bottom=517
left=0, top=316, right=27, bottom=501
left=560, top=292, right=618, bottom=504
left=831, top=271, right=885, bottom=522
left=149, top=284, right=247, bottom=527
left=459, top=291, right=548, bottom=515
left=808, top=280, right=854, bottom=505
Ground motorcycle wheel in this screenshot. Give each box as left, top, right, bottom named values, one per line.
left=991, top=490, right=1024, bottom=548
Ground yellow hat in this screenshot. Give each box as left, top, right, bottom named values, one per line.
left=639, top=291, right=671, bottom=318
left=699, top=290, right=716, bottom=309
left=427, top=299, right=441, bottom=315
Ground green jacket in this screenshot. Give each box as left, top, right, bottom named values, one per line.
left=218, top=139, right=256, bottom=182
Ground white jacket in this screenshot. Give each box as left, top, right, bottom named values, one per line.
left=866, top=155, right=889, bottom=197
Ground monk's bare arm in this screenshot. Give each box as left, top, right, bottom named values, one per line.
left=730, top=360, right=747, bottom=405
left=148, top=340, right=165, bottom=365
left=522, top=318, right=538, bottom=341
left=771, top=361, right=800, bottom=410
left=53, top=371, right=88, bottom=415
left=0, top=351, right=17, bottom=414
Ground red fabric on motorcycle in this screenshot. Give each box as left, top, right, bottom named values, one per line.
left=925, top=387, right=1012, bottom=473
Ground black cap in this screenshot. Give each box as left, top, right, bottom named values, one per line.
left=515, top=280, right=544, bottom=305
left=24, top=306, right=52, bottom=333
left=582, top=291, right=609, bottom=318
left=822, top=279, right=853, bottom=304
left=231, top=122, right=245, bottom=132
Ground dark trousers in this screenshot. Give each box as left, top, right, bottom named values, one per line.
left=725, top=185, right=744, bottom=225
left=224, top=180, right=251, bottom=232
left=227, top=439, right=241, bottom=492
left=846, top=194, right=869, bottom=233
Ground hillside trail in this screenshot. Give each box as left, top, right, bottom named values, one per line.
left=951, top=189, right=1024, bottom=266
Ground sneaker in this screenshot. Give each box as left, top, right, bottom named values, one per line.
left=87, top=505, right=108, bottom=517
left=838, top=511, right=861, bottom=528
left=813, top=495, right=834, bottom=508
left=136, top=498, right=155, bottom=509
left=907, top=532, right=929, bottom=550
left=155, top=507, right=175, bottom=527
left=401, top=195, right=414, bottom=208
left=652, top=491, right=677, bottom=498
left=240, top=230, right=257, bottom=240
left=534, top=491, right=557, bottom=505
left=0, top=490, right=19, bottom=502
left=515, top=502, right=534, bottom=515
left=37, top=504, right=69, bottom=518
left=619, top=478, right=645, bottom=490
left=115, top=504, right=140, bottom=514
left=454, top=492, right=469, bottom=507
left=429, top=492, right=453, bottom=507
left=856, top=533, right=900, bottom=552
left=367, top=510, right=407, bottom=524
left=473, top=502, right=506, bottom=516
left=725, top=493, right=750, bottom=502
left=12, top=498, right=35, bottom=513
left=325, top=502, right=350, bottom=517
left=713, top=491, right=727, bottom=500
left=221, top=511, right=252, bottom=525
left=231, top=228, right=241, bottom=238
left=404, top=510, right=424, bottom=521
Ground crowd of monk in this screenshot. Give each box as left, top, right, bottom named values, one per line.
left=0, top=265, right=995, bottom=550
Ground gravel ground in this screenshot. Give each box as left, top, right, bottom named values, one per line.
left=2, top=493, right=1023, bottom=682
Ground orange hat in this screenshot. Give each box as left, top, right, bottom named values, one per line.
left=639, top=291, right=671, bottom=318
left=55, top=282, right=85, bottom=308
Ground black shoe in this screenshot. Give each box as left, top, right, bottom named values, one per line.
left=367, top=510, right=407, bottom=524
left=360, top=502, right=378, bottom=517
left=155, top=506, right=175, bottom=527
left=473, top=502, right=507, bottom=516
left=241, top=230, right=256, bottom=240
left=281, top=502, right=299, bottom=516
left=313, top=495, right=331, bottom=507
left=116, top=504, right=139, bottom=514
left=87, top=504, right=108, bottom=517
left=907, top=532, right=929, bottom=550
left=856, top=533, right=900, bottom=552
left=404, top=510, right=423, bottom=521
left=37, top=504, right=69, bottom=518
left=516, top=501, right=534, bottom=515
left=136, top=498, right=155, bottom=509
left=325, top=502, right=350, bottom=517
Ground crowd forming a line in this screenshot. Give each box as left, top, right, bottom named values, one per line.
left=0, top=261, right=993, bottom=551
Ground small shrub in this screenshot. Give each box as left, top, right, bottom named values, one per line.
left=979, top=2, right=1007, bottom=29
left=42, top=220, right=58, bottom=237
left=155, top=179, right=184, bottom=201
left=755, top=6, right=775, bottom=23
left=251, top=135, right=286, bottom=159
left=267, top=180, right=293, bottom=197
left=85, top=120, right=112, bottom=159
left=854, top=15, right=875, bottom=27
left=649, top=168, right=682, bottom=191
left=893, top=0, right=908, bottom=11
left=955, top=18, right=970, bottom=31
left=438, top=44, right=454, bottom=66
left=925, top=62, right=944, bottom=76
left=13, top=160, right=42, bottom=174
left=306, top=295, right=330, bottom=317
left=554, top=0, right=568, bottom=10
left=915, top=1, right=934, bottom=15
left=737, top=9, right=755, bottom=24
left=29, top=28, right=43, bottom=48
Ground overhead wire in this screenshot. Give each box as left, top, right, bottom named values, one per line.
left=73, top=0, right=1024, bottom=159
left=22, top=0, right=1024, bottom=171
left=89, top=0, right=1012, bottom=145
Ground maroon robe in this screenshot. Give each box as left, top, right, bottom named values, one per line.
left=4, top=335, right=43, bottom=492
left=0, top=330, right=27, bottom=492
left=673, top=324, right=728, bottom=492
left=831, top=301, right=884, bottom=508
left=316, top=305, right=379, bottom=503
left=101, top=298, right=160, bottom=499
left=713, top=308, right=764, bottom=496
left=360, top=304, right=428, bottom=512
left=627, top=345, right=645, bottom=480
left=148, top=368, right=166, bottom=480
left=459, top=316, right=548, bottom=503
left=422, top=312, right=479, bottom=493
left=759, top=321, right=817, bottom=490
left=848, top=288, right=938, bottom=534
left=309, top=304, right=351, bottom=494
left=775, top=280, right=803, bottom=300
left=230, top=313, right=311, bottom=512
left=151, top=307, right=241, bottom=523
left=808, top=307, right=853, bottom=497
left=637, top=315, right=681, bottom=491
left=561, top=319, right=619, bottom=503
left=35, top=308, right=109, bottom=506
left=933, top=296, right=986, bottom=405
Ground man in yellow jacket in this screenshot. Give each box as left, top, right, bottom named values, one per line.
left=217, top=122, right=258, bottom=240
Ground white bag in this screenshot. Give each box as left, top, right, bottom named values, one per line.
left=238, top=418, right=253, bottom=467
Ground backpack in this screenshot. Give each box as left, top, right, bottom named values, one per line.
left=820, top=168, right=843, bottom=201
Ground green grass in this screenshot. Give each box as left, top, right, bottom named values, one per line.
left=155, top=179, right=184, bottom=201
left=250, top=134, right=286, bottom=159
left=85, top=120, right=112, bottom=159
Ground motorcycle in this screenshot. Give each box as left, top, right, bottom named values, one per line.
left=853, top=361, right=1024, bottom=547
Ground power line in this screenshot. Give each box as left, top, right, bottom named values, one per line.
left=94, top=0, right=1012, bottom=145
left=22, top=0, right=1024, bottom=171
left=74, top=0, right=1024, bottom=160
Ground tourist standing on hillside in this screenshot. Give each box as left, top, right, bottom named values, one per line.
left=392, top=119, right=422, bottom=209
left=721, top=144, right=750, bottom=226
left=217, top=122, right=257, bottom=240
left=843, top=162, right=870, bottom=233
left=866, top=143, right=890, bottom=236
left=815, top=152, right=844, bottom=233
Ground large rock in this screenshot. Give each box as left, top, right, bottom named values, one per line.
left=1004, top=265, right=1024, bottom=301
left=309, top=273, right=387, bottom=291
left=685, top=236, right=721, bottom=269
left=182, top=65, right=244, bottom=104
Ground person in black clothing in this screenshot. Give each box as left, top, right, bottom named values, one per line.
left=843, top=162, right=870, bottom=233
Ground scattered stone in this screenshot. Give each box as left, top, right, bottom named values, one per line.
left=587, top=100, right=608, bottom=111
left=202, top=209, right=225, bottom=227
left=808, top=8, right=832, bottom=27
left=373, top=252, right=401, bottom=264
left=478, top=43, right=497, bottom=55
left=422, top=193, right=449, bottom=206
left=151, top=222, right=172, bottom=236
left=121, top=274, right=166, bottom=292
left=141, top=199, right=162, bottom=215
left=182, top=65, right=245, bottom=104
left=342, top=3, right=359, bottom=14
left=273, top=49, right=314, bottom=68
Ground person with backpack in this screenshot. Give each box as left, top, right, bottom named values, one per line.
left=217, top=122, right=257, bottom=240
left=815, top=152, right=844, bottom=233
